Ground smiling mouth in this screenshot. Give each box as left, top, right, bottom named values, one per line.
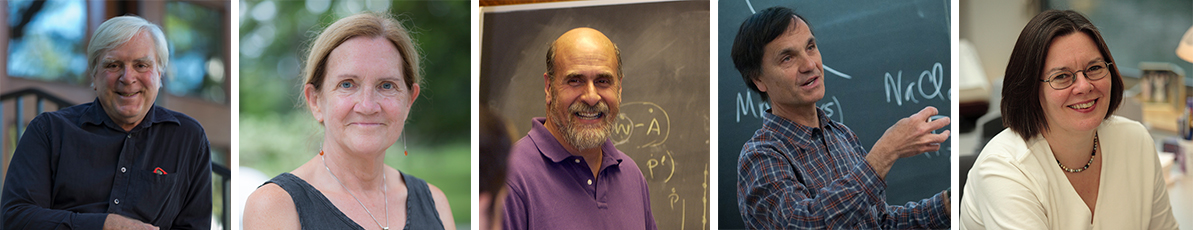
left=1068, top=99, right=1096, bottom=109
left=801, top=76, right=819, bottom=87
left=117, top=91, right=141, bottom=97
left=576, top=111, right=603, bottom=120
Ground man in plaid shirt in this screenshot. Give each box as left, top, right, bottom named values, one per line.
left=730, top=6, right=950, bottom=229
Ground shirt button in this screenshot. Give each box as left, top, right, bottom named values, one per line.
left=574, top=159, right=580, bottom=163
left=114, top=199, right=120, bottom=204
left=587, top=179, right=592, bottom=185
left=120, top=167, right=126, bottom=173
left=126, top=134, right=131, bottom=139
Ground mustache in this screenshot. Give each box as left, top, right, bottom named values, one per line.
left=569, top=100, right=610, bottom=115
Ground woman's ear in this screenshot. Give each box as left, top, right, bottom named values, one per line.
left=408, top=83, right=421, bottom=110
left=304, top=83, right=324, bottom=123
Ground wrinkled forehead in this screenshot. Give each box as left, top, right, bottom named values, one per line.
left=555, top=38, right=618, bottom=70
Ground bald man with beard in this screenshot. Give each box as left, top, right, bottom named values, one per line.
left=501, top=27, right=657, bottom=230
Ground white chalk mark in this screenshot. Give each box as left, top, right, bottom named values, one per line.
left=745, top=0, right=755, bottom=14
left=825, top=65, right=852, bottom=79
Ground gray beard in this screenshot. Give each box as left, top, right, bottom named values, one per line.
left=548, top=103, right=614, bottom=151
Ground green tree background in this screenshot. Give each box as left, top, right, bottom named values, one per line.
left=238, top=0, right=471, bottom=225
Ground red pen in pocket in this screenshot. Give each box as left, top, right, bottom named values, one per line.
left=154, top=167, right=168, bottom=175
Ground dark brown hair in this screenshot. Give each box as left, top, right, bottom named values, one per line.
left=1001, top=10, right=1123, bottom=141
left=731, top=6, right=812, bottom=101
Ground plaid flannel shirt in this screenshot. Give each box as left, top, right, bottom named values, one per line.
left=737, top=108, right=948, bottom=229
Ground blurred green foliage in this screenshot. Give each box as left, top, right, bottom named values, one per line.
left=238, top=0, right=471, bottom=225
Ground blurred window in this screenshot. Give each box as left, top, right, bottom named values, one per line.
left=165, top=1, right=227, bottom=103
left=7, top=0, right=88, bottom=85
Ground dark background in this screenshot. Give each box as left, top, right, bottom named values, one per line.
left=717, top=0, right=952, bottom=228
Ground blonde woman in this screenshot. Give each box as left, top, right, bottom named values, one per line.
left=244, top=13, right=455, bottom=230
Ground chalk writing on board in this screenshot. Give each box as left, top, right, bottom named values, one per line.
left=817, top=96, right=844, bottom=124
left=612, top=102, right=671, bottom=148
left=735, top=91, right=771, bottom=122
left=646, top=150, right=677, bottom=183
left=735, top=92, right=845, bottom=124
left=702, top=163, right=708, bottom=230
left=884, top=62, right=947, bottom=105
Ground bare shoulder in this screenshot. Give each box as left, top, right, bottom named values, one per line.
left=426, top=182, right=457, bottom=230
left=243, top=183, right=301, bottom=230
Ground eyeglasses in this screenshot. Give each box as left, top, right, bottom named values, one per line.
left=1039, top=61, right=1113, bottom=90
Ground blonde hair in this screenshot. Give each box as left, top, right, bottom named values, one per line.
left=301, top=12, right=422, bottom=100
left=86, top=16, right=169, bottom=84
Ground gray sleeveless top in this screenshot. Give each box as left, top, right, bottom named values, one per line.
left=263, top=172, right=445, bottom=230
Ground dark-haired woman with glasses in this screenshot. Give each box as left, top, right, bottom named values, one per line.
left=959, top=10, right=1179, bottom=229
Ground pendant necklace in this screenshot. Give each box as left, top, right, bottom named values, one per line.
left=322, top=151, right=390, bottom=230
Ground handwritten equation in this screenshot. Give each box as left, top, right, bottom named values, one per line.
left=734, top=91, right=845, bottom=124
left=612, top=102, right=671, bottom=148
left=884, top=62, right=946, bottom=105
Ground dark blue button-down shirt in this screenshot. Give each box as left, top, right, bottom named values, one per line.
left=737, top=108, right=947, bottom=229
left=503, top=117, right=657, bottom=230
left=2, top=99, right=212, bottom=229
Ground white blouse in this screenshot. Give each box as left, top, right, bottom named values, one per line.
left=960, top=116, right=1179, bottom=230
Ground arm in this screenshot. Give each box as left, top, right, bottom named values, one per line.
left=641, top=176, right=657, bottom=230
left=427, top=183, right=457, bottom=230
left=966, top=151, right=1048, bottom=229
left=170, top=135, right=212, bottom=230
left=736, top=146, right=887, bottom=229
left=879, top=190, right=950, bottom=229
left=501, top=183, right=528, bottom=230
left=243, top=184, right=301, bottom=230
left=1143, top=134, right=1178, bottom=229
left=1, top=116, right=109, bottom=229
left=104, top=214, right=158, bottom=230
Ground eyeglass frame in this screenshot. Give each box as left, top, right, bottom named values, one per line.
left=1039, top=61, right=1114, bottom=90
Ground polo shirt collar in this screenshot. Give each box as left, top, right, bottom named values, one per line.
left=80, top=98, right=180, bottom=131
left=528, top=117, right=625, bottom=165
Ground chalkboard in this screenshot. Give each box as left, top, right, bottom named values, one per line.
left=717, top=0, right=952, bottom=228
left=480, top=1, right=710, bottom=229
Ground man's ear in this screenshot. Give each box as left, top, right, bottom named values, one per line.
left=752, top=76, right=769, bottom=93
left=303, top=83, right=324, bottom=123
left=543, top=73, right=552, bottom=105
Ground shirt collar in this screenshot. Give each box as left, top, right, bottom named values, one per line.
left=80, top=98, right=180, bottom=131
left=762, top=107, right=836, bottom=133
left=527, top=117, right=625, bottom=165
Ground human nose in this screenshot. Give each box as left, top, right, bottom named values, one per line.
left=579, top=81, right=601, bottom=106
left=799, top=56, right=816, bottom=74
left=118, top=65, right=136, bottom=85
left=353, top=88, right=382, bottom=114
left=1069, top=71, right=1094, bottom=93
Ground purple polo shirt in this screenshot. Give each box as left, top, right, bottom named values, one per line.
left=502, top=117, right=657, bottom=230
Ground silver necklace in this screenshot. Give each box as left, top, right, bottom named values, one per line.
left=1057, top=133, right=1098, bottom=173
left=322, top=152, right=390, bottom=230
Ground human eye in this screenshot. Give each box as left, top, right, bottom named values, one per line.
left=567, top=77, right=582, bottom=86
left=135, top=63, right=151, bottom=72
left=338, top=81, right=354, bottom=89
left=1052, top=73, right=1074, bottom=82
left=103, top=62, right=119, bottom=70
left=596, top=78, right=612, bottom=86
left=1087, top=63, right=1105, bottom=72
left=380, top=82, right=396, bottom=90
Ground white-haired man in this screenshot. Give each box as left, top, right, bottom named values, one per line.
left=2, top=16, right=212, bottom=229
